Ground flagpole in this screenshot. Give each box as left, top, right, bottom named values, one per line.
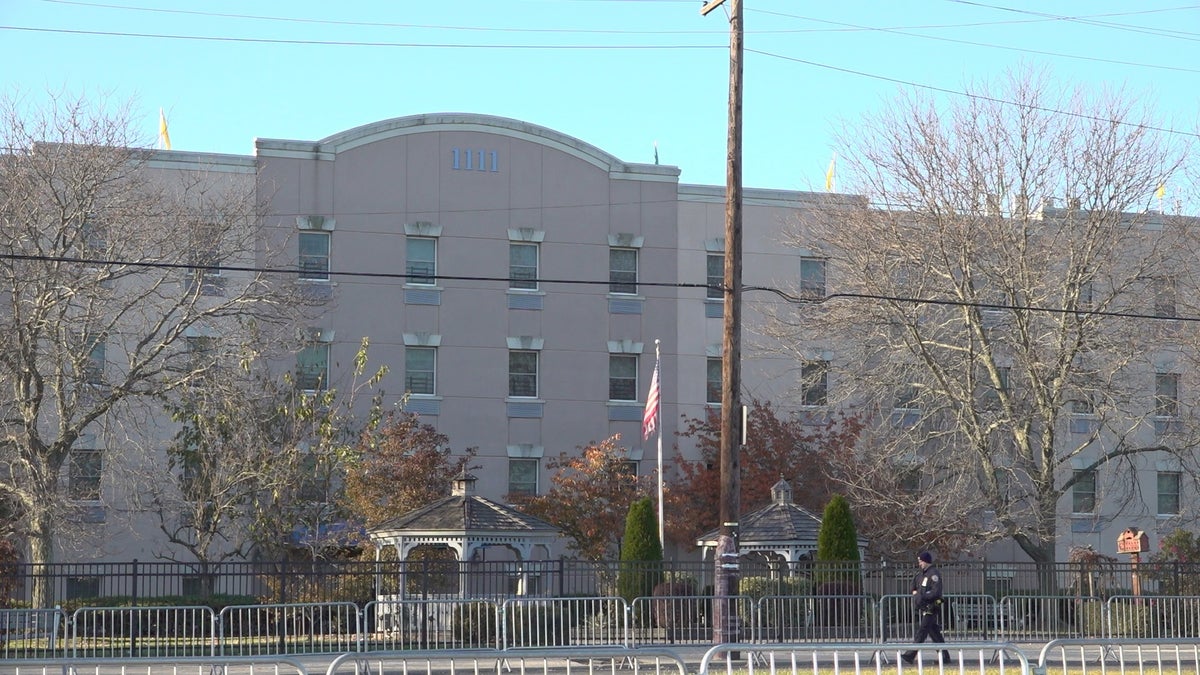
left=655, top=339, right=664, bottom=552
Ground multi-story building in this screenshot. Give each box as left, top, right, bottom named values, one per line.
left=39, top=112, right=1198, bottom=566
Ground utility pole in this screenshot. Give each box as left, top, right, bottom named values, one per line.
left=700, top=0, right=742, bottom=646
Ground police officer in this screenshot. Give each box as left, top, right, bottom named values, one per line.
left=901, top=551, right=951, bottom=665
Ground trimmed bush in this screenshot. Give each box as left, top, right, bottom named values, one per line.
left=617, top=497, right=663, bottom=603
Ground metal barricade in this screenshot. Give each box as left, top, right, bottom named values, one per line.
left=500, top=596, right=627, bottom=649
left=941, top=594, right=999, bottom=641
left=0, top=607, right=67, bottom=659
left=4, top=654, right=309, bottom=675
left=363, top=597, right=500, bottom=651
left=220, top=602, right=361, bottom=656
left=325, top=646, right=689, bottom=675
left=629, top=594, right=712, bottom=647
left=1105, top=594, right=1200, bottom=639
left=998, top=595, right=1101, bottom=641
left=754, top=594, right=877, bottom=644
left=1040, top=637, right=1200, bottom=674
left=698, top=641, right=1031, bottom=675
left=71, top=605, right=217, bottom=658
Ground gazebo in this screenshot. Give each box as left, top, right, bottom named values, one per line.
left=695, top=478, right=868, bottom=567
left=369, top=471, right=560, bottom=598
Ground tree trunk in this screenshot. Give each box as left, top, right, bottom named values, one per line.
left=28, top=514, right=55, bottom=609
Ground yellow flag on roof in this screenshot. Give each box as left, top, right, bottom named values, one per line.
left=158, top=108, right=172, bottom=150
left=825, top=153, right=836, bottom=192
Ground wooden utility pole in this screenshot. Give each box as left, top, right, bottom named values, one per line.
left=700, top=0, right=742, bottom=646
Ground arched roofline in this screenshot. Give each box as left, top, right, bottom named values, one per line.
left=256, top=112, right=679, bottom=180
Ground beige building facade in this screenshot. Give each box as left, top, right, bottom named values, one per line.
left=53, top=113, right=1195, bottom=566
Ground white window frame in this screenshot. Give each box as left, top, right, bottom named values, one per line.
left=508, top=457, right=539, bottom=496
left=508, top=350, right=539, bottom=398
left=609, top=247, right=638, bottom=295
left=799, top=256, right=826, bottom=300
left=296, top=342, right=331, bottom=392
left=69, top=448, right=103, bottom=501
left=405, top=346, right=437, bottom=396
left=706, top=253, right=724, bottom=300
left=406, top=236, right=437, bottom=286
left=1158, top=470, right=1181, bottom=516
left=1156, top=372, right=1180, bottom=418
left=801, top=360, right=829, bottom=407
left=298, top=231, right=331, bottom=281
left=706, top=357, right=722, bottom=405
left=1072, top=468, right=1096, bottom=514
left=609, top=354, right=638, bottom=402
left=509, top=242, right=539, bottom=291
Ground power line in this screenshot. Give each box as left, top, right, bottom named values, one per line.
left=4, top=251, right=1193, bottom=325
left=0, top=25, right=723, bottom=50
left=746, top=47, right=1200, bottom=141
left=945, top=0, right=1200, bottom=42
left=747, top=285, right=1200, bottom=323
left=45, top=0, right=1200, bottom=39
left=753, top=14, right=1200, bottom=75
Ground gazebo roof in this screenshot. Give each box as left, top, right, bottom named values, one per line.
left=695, top=478, right=867, bottom=561
left=368, top=471, right=559, bottom=562
left=372, top=486, right=559, bottom=536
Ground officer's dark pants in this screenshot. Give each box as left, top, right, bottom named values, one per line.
left=901, top=611, right=951, bottom=663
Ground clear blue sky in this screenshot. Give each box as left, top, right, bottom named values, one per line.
left=2, top=1, right=1197, bottom=191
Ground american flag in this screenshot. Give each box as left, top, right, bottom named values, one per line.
left=642, top=357, right=660, bottom=440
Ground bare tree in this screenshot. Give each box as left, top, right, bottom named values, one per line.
left=763, top=68, right=1198, bottom=567
left=125, top=337, right=389, bottom=585
left=0, top=91, right=299, bottom=606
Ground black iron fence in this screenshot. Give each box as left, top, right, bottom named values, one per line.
left=4, top=557, right=1194, bottom=609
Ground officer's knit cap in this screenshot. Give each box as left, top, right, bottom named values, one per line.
left=918, top=551, right=933, bottom=564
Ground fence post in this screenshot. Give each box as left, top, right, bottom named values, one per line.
left=130, top=559, right=139, bottom=657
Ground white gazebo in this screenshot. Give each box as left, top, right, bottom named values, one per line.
left=369, top=471, right=560, bottom=598
left=696, top=478, right=868, bottom=565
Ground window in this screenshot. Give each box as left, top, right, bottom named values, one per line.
left=297, top=453, right=328, bottom=503
left=296, top=343, right=330, bottom=391
left=609, top=354, right=637, bottom=401
left=1071, top=397, right=1095, bottom=415
left=894, top=385, right=920, bottom=411
left=897, top=466, right=921, bottom=494
left=69, top=449, right=102, bottom=501
left=706, top=357, right=722, bottom=404
left=707, top=253, right=724, bottom=300
left=508, top=350, right=538, bottom=398
left=298, top=231, right=330, bottom=281
left=1153, top=276, right=1177, bottom=318
left=996, top=367, right=1011, bottom=393
left=405, top=346, right=436, bottom=395
left=609, top=248, right=638, bottom=294
left=406, top=236, right=437, bottom=285
left=619, top=460, right=639, bottom=476
left=1155, top=373, right=1180, bottom=418
left=984, top=367, right=1011, bottom=407
left=1078, top=281, right=1094, bottom=311
left=1072, top=469, right=1096, bottom=514
left=1158, top=471, right=1181, bottom=515
left=83, top=339, right=105, bottom=386
left=801, top=360, right=828, bottom=407
left=799, top=257, right=826, bottom=300
left=186, top=336, right=217, bottom=385
left=508, top=458, right=539, bottom=496
left=509, top=243, right=538, bottom=290
left=81, top=219, right=107, bottom=256
left=187, top=222, right=224, bottom=295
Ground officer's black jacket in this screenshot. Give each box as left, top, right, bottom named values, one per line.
left=910, top=564, right=944, bottom=611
